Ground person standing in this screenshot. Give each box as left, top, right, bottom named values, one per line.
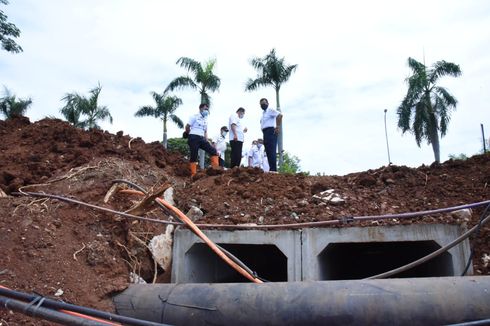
left=228, top=107, right=247, bottom=168
left=184, top=103, right=219, bottom=176
left=212, top=126, right=229, bottom=167
left=259, top=98, right=282, bottom=172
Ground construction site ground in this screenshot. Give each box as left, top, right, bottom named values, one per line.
left=1, top=117, right=489, bottom=325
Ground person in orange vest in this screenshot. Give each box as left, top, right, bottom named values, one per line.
left=183, top=103, right=219, bottom=176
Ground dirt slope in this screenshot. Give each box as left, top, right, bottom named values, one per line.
left=1, top=117, right=489, bottom=325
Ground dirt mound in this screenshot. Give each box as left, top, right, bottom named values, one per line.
left=1, top=117, right=489, bottom=325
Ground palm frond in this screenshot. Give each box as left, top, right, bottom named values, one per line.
left=176, top=57, right=202, bottom=75
left=170, top=114, right=184, bottom=129
left=165, top=76, right=197, bottom=93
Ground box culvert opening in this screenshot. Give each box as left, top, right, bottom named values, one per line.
left=318, top=240, right=454, bottom=280
left=185, top=243, right=287, bottom=283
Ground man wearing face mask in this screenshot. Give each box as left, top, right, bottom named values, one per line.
left=184, top=103, right=219, bottom=176
left=212, top=126, right=229, bottom=167
left=259, top=98, right=282, bottom=172
left=257, top=138, right=269, bottom=172
left=228, top=107, right=248, bottom=168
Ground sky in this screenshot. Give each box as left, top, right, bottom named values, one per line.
left=1, top=0, right=490, bottom=175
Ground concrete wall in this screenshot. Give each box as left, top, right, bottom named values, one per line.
left=171, top=224, right=472, bottom=283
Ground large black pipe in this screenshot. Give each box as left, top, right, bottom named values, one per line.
left=114, top=276, right=490, bottom=325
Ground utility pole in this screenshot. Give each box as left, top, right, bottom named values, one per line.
left=482, top=123, right=487, bottom=153
left=384, top=109, right=392, bottom=165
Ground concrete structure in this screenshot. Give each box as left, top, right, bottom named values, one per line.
left=171, top=224, right=472, bottom=283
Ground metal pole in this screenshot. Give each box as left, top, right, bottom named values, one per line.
left=481, top=123, right=487, bottom=153
left=384, top=109, right=391, bottom=165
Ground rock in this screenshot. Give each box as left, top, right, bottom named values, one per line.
left=163, top=187, right=175, bottom=206
left=258, top=216, right=264, bottom=224
left=298, top=199, right=309, bottom=207
left=450, top=208, right=472, bottom=221
left=54, top=289, right=63, bottom=297
left=290, top=212, right=299, bottom=220
left=186, top=206, right=203, bottom=222
left=224, top=202, right=230, bottom=208
left=149, top=224, right=174, bottom=272
left=330, top=197, right=345, bottom=205
left=129, top=272, right=147, bottom=284
left=482, top=253, right=490, bottom=268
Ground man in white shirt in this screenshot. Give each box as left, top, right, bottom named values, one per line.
left=259, top=98, right=282, bottom=172
left=257, top=138, right=269, bottom=172
left=184, top=103, right=219, bottom=176
left=228, top=107, right=248, bottom=168
left=248, top=140, right=262, bottom=168
left=212, top=126, right=229, bottom=167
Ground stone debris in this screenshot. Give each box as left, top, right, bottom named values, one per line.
left=312, top=189, right=346, bottom=205
left=186, top=206, right=203, bottom=222
left=149, top=225, right=174, bottom=272
left=129, top=272, right=147, bottom=284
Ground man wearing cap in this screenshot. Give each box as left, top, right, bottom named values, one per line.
left=184, top=103, right=219, bottom=176
left=212, top=126, right=229, bottom=167
left=259, top=98, right=282, bottom=172
left=228, top=107, right=248, bottom=168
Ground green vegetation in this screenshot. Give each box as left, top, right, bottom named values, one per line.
left=0, top=0, right=22, bottom=53
left=60, top=83, right=113, bottom=130
left=278, top=151, right=301, bottom=174
left=0, top=87, right=32, bottom=119
left=397, top=57, right=462, bottom=163
left=135, top=91, right=184, bottom=149
left=245, top=48, right=297, bottom=168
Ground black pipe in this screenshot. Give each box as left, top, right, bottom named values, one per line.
left=0, top=295, right=106, bottom=325
left=0, top=287, right=169, bottom=326
left=114, top=277, right=490, bottom=326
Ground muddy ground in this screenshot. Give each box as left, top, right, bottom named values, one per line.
left=1, top=117, right=489, bottom=325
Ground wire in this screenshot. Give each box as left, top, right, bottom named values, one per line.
left=461, top=204, right=490, bottom=276
left=365, top=212, right=490, bottom=279
left=0, top=285, right=168, bottom=326
left=12, top=191, right=183, bottom=226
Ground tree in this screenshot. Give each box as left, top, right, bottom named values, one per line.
left=165, top=57, right=221, bottom=106
left=166, top=57, right=221, bottom=167
left=278, top=151, right=301, bottom=174
left=60, top=83, right=112, bottom=130
left=0, top=87, right=32, bottom=119
left=397, top=57, right=461, bottom=163
left=0, top=0, right=22, bottom=53
left=135, top=91, right=184, bottom=148
left=245, top=48, right=297, bottom=168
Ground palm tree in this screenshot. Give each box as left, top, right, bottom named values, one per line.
left=60, top=83, right=112, bottom=130
left=165, top=57, right=221, bottom=106
left=166, top=57, right=221, bottom=167
left=245, top=48, right=297, bottom=167
left=397, top=57, right=462, bottom=163
left=135, top=91, right=184, bottom=148
left=0, top=87, right=32, bottom=119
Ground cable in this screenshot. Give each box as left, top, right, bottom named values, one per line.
left=365, top=212, right=490, bottom=279
left=0, top=285, right=169, bottom=326
left=13, top=191, right=490, bottom=230
left=12, top=191, right=182, bottom=226
left=0, top=295, right=115, bottom=326
left=461, top=204, right=490, bottom=276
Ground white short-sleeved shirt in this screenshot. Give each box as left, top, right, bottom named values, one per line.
left=229, top=113, right=245, bottom=142
left=248, top=144, right=263, bottom=167
left=188, top=113, right=207, bottom=136
left=213, top=134, right=227, bottom=160
left=261, top=148, right=270, bottom=172
left=260, top=107, right=281, bottom=130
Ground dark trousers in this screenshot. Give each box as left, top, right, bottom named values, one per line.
left=188, top=134, right=217, bottom=162
left=229, top=140, right=243, bottom=168
left=263, top=127, right=277, bottom=171
left=219, top=157, right=225, bottom=167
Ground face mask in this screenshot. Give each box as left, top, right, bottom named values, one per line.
left=238, top=113, right=244, bottom=119
left=257, top=143, right=262, bottom=148
left=260, top=104, right=268, bottom=110
left=221, top=131, right=227, bottom=137
left=201, top=110, right=209, bottom=118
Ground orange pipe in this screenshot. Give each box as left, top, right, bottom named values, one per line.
left=119, top=189, right=262, bottom=283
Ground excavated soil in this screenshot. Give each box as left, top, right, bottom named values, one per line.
left=1, top=117, right=489, bottom=325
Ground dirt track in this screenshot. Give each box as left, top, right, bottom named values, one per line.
left=1, top=117, right=489, bottom=325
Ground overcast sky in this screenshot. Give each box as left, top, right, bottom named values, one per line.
left=2, top=0, right=489, bottom=175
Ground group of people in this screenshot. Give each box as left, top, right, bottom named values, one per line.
left=183, top=98, right=282, bottom=176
